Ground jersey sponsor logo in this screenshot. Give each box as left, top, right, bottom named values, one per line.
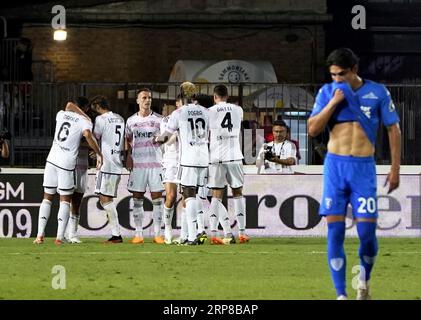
left=362, top=92, right=379, bottom=99
left=110, top=149, right=123, bottom=155
left=134, top=131, right=154, bottom=138
left=216, top=135, right=236, bottom=141
left=360, top=106, right=372, bottom=119
left=189, top=141, right=207, bottom=146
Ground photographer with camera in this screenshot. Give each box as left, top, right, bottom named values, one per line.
left=0, top=129, right=11, bottom=159
left=256, top=120, right=296, bottom=174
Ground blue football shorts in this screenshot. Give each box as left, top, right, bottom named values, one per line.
left=319, top=153, right=378, bottom=219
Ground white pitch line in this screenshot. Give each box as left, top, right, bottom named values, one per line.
left=5, top=250, right=421, bottom=255
left=5, top=251, right=304, bottom=255
left=0, top=203, right=41, bottom=207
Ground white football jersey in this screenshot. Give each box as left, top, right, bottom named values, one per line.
left=125, top=111, right=163, bottom=169
left=94, top=111, right=125, bottom=174
left=166, top=103, right=209, bottom=167
left=208, top=102, right=244, bottom=163
left=160, top=115, right=179, bottom=166
left=46, top=110, right=92, bottom=170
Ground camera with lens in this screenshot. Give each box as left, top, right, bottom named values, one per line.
left=0, top=128, right=12, bottom=141
left=264, top=144, right=276, bottom=161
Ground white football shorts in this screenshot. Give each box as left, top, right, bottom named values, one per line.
left=43, top=162, right=75, bottom=196
left=74, top=169, right=88, bottom=194
left=207, top=162, right=244, bottom=189
left=178, top=166, right=207, bottom=188
left=95, top=171, right=121, bottom=198
left=127, top=167, right=164, bottom=193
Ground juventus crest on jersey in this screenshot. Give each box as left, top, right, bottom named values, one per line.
left=94, top=111, right=125, bottom=174
left=46, top=110, right=92, bottom=170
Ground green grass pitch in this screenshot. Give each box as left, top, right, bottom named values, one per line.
left=1, top=237, right=421, bottom=300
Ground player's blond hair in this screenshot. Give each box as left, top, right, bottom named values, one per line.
left=180, top=82, right=197, bottom=100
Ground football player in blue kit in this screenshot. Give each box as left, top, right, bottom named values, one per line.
left=308, top=48, right=401, bottom=300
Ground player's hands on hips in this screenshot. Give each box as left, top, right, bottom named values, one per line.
left=384, top=169, right=400, bottom=194
left=96, top=154, right=103, bottom=170
left=331, top=89, right=345, bottom=105
left=125, top=154, right=133, bottom=171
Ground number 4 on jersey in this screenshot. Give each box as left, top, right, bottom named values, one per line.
left=221, top=112, right=233, bottom=132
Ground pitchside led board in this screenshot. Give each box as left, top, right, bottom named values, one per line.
left=0, top=173, right=421, bottom=238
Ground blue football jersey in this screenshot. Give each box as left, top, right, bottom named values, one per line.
left=311, top=80, right=400, bottom=145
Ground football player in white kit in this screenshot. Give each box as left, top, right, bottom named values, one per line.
left=91, top=96, right=125, bottom=243
left=156, top=82, right=209, bottom=245
left=65, top=97, right=95, bottom=244
left=160, top=97, right=184, bottom=244
left=194, top=94, right=215, bottom=244
left=125, top=88, right=165, bottom=244
left=208, top=84, right=249, bottom=244
left=33, top=100, right=102, bottom=245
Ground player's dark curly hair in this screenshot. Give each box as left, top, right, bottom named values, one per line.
left=90, top=95, right=110, bottom=109
left=326, top=48, right=359, bottom=69
left=74, top=96, right=90, bottom=110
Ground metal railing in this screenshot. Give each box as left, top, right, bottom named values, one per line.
left=0, top=81, right=420, bottom=167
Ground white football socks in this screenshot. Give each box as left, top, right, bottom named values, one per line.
left=196, top=195, right=205, bottom=234
left=56, top=201, right=70, bottom=241
left=67, top=212, right=80, bottom=239
left=216, top=198, right=232, bottom=237
left=152, top=198, right=163, bottom=237
left=164, top=205, right=174, bottom=241
left=37, top=199, right=52, bottom=237
left=180, top=207, right=188, bottom=241
left=103, top=201, right=121, bottom=237
left=185, top=197, right=197, bottom=242
left=209, top=198, right=220, bottom=238
left=132, top=198, right=144, bottom=238
left=234, top=196, right=246, bottom=236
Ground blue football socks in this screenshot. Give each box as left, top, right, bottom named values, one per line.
left=327, top=221, right=347, bottom=297
left=356, top=222, right=378, bottom=283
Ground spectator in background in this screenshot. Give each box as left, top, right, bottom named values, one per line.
left=256, top=120, right=296, bottom=174
left=262, top=114, right=273, bottom=142
left=15, top=38, right=33, bottom=81
left=0, top=132, right=10, bottom=159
